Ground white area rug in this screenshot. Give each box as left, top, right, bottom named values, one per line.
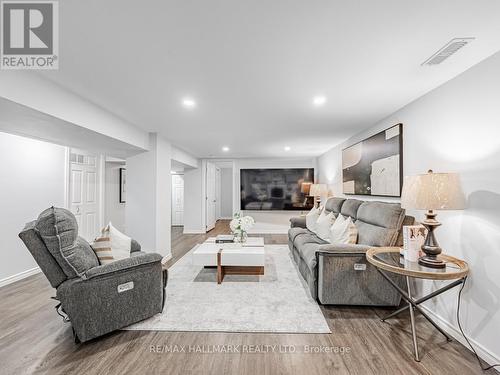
left=125, top=245, right=331, bottom=333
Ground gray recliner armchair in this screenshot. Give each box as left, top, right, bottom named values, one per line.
left=19, top=207, right=167, bottom=343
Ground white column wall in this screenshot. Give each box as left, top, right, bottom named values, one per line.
left=126, top=133, right=172, bottom=256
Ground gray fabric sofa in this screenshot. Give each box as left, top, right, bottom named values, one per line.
left=19, top=207, right=167, bottom=343
left=289, top=197, right=414, bottom=306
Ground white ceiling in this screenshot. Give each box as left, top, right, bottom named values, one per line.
left=39, top=0, right=500, bottom=158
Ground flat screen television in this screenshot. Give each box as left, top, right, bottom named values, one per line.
left=240, top=168, right=314, bottom=211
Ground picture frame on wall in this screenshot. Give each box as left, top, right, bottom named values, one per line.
left=342, top=123, right=403, bottom=197
left=119, top=168, right=126, bottom=203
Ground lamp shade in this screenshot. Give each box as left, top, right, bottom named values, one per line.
left=301, top=182, right=312, bottom=195
left=401, top=171, right=466, bottom=211
left=309, top=183, right=328, bottom=197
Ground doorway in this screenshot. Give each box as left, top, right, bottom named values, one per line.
left=205, top=161, right=217, bottom=231
left=67, top=149, right=104, bottom=241
left=205, top=161, right=234, bottom=232
left=171, top=173, right=184, bottom=226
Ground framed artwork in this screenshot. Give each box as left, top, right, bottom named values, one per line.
left=342, top=124, right=403, bottom=197
left=119, top=168, right=126, bottom=203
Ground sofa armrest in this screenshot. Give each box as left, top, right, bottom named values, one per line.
left=84, top=253, right=162, bottom=280
left=317, top=243, right=373, bottom=254
left=290, top=216, right=307, bottom=229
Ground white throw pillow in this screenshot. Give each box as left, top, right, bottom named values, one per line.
left=306, top=206, right=322, bottom=232
left=330, top=215, right=358, bottom=244
left=315, top=211, right=335, bottom=241
left=108, top=222, right=132, bottom=260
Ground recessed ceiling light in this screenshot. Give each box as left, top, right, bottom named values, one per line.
left=284, top=146, right=291, bottom=151
left=313, top=96, right=326, bottom=107
left=222, top=146, right=230, bottom=152
left=182, top=98, right=196, bottom=108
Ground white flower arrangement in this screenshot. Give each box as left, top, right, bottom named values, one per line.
left=230, top=213, right=255, bottom=242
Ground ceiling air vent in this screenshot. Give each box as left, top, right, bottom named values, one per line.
left=422, top=37, right=475, bottom=66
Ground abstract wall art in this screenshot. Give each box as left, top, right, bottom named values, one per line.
left=342, top=124, right=403, bottom=197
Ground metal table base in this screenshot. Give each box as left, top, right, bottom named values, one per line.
left=376, top=268, right=465, bottom=362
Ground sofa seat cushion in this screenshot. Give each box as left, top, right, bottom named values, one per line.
left=355, top=202, right=406, bottom=247
left=293, top=231, right=328, bottom=249
left=36, top=207, right=99, bottom=278
left=299, top=242, right=322, bottom=272
left=288, top=227, right=309, bottom=243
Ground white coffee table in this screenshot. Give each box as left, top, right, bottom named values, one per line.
left=193, top=237, right=265, bottom=284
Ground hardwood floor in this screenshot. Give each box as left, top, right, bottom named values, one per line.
left=0, top=220, right=496, bottom=375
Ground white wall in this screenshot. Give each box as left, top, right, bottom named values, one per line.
left=220, top=167, right=233, bottom=219
left=126, top=133, right=172, bottom=256
left=0, top=72, right=149, bottom=150
left=233, top=158, right=316, bottom=234
left=317, top=51, right=500, bottom=365
left=171, top=146, right=199, bottom=169
left=183, top=166, right=204, bottom=233
left=105, top=162, right=126, bottom=232
left=0, top=132, right=66, bottom=285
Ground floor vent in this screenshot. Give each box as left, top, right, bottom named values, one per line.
left=422, top=37, right=475, bottom=66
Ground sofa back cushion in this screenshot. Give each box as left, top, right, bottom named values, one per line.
left=355, top=202, right=405, bottom=247
left=35, top=207, right=99, bottom=278
left=19, top=221, right=67, bottom=288
left=340, top=199, right=364, bottom=220
left=324, top=198, right=345, bottom=217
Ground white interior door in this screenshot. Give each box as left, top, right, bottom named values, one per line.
left=171, top=174, right=184, bottom=226
left=206, top=162, right=217, bottom=231
left=69, top=151, right=100, bottom=241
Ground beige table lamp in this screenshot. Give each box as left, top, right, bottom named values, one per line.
left=401, top=170, right=466, bottom=269
left=309, top=184, right=328, bottom=208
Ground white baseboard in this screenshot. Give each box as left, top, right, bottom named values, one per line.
left=0, top=267, right=41, bottom=288
left=183, top=229, right=206, bottom=234
left=420, top=305, right=500, bottom=366
left=161, top=254, right=173, bottom=266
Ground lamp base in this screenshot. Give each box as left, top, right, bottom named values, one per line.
left=420, top=210, right=446, bottom=269
left=418, top=255, right=446, bottom=269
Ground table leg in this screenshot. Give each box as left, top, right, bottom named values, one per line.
left=217, top=250, right=224, bottom=284
left=413, top=304, right=452, bottom=341
left=381, top=305, right=409, bottom=321
left=406, top=276, right=420, bottom=362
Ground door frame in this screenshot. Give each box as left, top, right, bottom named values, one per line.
left=64, top=148, right=105, bottom=234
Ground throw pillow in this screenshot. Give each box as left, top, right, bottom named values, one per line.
left=330, top=215, right=358, bottom=244
left=91, top=223, right=131, bottom=264
left=108, top=222, right=132, bottom=260
left=315, top=211, right=335, bottom=241
left=90, top=233, right=114, bottom=265
left=306, top=206, right=322, bottom=232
